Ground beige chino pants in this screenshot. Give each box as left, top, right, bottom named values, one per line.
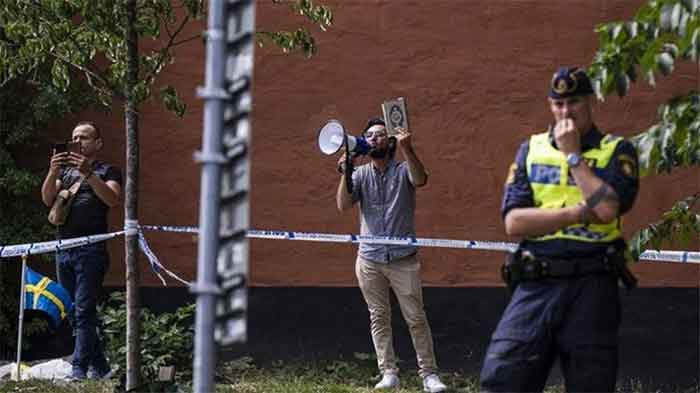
left=355, top=254, right=438, bottom=378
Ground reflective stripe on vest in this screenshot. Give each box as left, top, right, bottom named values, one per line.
left=525, top=131, right=622, bottom=243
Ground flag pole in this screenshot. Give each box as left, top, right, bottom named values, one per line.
left=15, top=255, right=28, bottom=381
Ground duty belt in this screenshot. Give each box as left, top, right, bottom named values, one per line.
left=501, top=247, right=637, bottom=291
left=503, top=256, right=611, bottom=282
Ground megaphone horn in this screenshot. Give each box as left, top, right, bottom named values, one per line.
left=317, top=120, right=370, bottom=156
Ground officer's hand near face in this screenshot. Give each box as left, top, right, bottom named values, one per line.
left=554, top=118, right=581, bottom=155
left=395, top=127, right=414, bottom=150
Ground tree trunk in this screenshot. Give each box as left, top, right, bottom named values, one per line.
left=124, top=0, right=141, bottom=390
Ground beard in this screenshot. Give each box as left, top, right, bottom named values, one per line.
left=368, top=147, right=388, bottom=159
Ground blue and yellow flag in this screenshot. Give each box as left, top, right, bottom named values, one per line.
left=24, top=267, right=73, bottom=328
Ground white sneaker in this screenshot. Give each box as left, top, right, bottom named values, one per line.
left=422, top=373, right=447, bottom=393
left=374, top=372, right=400, bottom=389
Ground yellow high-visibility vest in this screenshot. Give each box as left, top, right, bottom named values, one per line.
left=525, top=131, right=622, bottom=243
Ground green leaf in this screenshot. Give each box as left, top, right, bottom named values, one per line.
left=663, top=42, right=680, bottom=58
left=684, top=25, right=699, bottom=59
left=630, top=194, right=700, bottom=260
left=615, top=72, right=630, bottom=97
left=660, top=3, right=682, bottom=32
left=626, top=64, right=638, bottom=83
left=633, top=128, right=656, bottom=177
left=612, top=23, right=625, bottom=41
left=671, top=2, right=683, bottom=31
left=682, top=0, right=700, bottom=12
left=50, top=60, right=70, bottom=90
left=656, top=51, right=675, bottom=75
left=183, top=0, right=205, bottom=18
left=626, top=21, right=639, bottom=38
left=640, top=40, right=662, bottom=73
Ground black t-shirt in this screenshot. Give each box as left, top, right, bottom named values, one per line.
left=57, top=161, right=122, bottom=239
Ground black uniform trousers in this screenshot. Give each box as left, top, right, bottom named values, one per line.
left=480, top=273, right=621, bottom=393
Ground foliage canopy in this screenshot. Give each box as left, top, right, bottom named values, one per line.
left=589, top=0, right=700, bottom=258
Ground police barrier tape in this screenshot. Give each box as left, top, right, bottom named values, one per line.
left=1, top=226, right=700, bottom=265
left=0, top=229, right=190, bottom=287
left=244, top=230, right=700, bottom=264
left=0, top=231, right=124, bottom=258
left=245, top=230, right=519, bottom=252
left=137, top=231, right=190, bottom=286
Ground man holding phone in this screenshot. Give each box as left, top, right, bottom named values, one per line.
left=41, top=121, right=122, bottom=381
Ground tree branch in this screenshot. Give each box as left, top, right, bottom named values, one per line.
left=47, top=50, right=116, bottom=94
left=143, top=14, right=191, bottom=84
left=172, top=34, right=200, bottom=47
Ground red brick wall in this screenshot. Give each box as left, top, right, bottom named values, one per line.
left=99, top=0, right=698, bottom=287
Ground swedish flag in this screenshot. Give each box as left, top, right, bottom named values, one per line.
left=24, top=267, right=73, bottom=328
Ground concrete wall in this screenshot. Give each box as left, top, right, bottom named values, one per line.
left=92, top=0, right=698, bottom=287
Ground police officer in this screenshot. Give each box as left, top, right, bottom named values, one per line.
left=479, top=67, right=639, bottom=393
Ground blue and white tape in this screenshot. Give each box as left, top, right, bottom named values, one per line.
left=245, top=230, right=519, bottom=253
left=1, top=226, right=699, bottom=265
left=244, top=230, right=700, bottom=264
left=0, top=231, right=124, bottom=258
left=137, top=231, right=190, bottom=286
left=141, top=224, right=198, bottom=234
left=634, top=249, right=700, bottom=264
left=0, top=229, right=191, bottom=287
left=124, top=219, right=139, bottom=236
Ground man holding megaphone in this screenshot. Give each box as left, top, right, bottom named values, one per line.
left=335, top=117, right=447, bottom=392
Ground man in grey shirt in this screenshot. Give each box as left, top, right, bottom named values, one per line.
left=337, top=117, right=446, bottom=392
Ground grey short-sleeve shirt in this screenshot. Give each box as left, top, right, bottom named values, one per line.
left=351, top=158, right=417, bottom=263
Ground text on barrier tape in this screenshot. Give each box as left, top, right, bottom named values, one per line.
left=1, top=226, right=699, bottom=264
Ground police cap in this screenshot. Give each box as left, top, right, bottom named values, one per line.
left=549, top=67, right=594, bottom=99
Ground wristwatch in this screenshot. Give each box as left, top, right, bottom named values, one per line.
left=566, top=153, right=582, bottom=168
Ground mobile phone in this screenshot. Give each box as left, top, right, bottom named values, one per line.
left=52, top=142, right=68, bottom=154
left=52, top=141, right=80, bottom=155
left=67, top=141, right=81, bottom=154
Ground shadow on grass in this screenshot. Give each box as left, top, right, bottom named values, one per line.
left=215, top=354, right=479, bottom=393
left=1, top=356, right=697, bottom=393
left=215, top=355, right=700, bottom=393
left=0, top=379, right=114, bottom=393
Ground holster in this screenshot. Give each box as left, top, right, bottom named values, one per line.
left=603, top=245, right=638, bottom=291
left=501, top=248, right=539, bottom=292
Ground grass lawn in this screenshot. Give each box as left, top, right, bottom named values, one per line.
left=0, top=355, right=479, bottom=393
left=0, top=379, right=115, bottom=393
left=0, top=356, right=694, bottom=392
left=215, top=356, right=482, bottom=393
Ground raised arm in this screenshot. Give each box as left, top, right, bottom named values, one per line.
left=555, top=118, right=621, bottom=223
left=41, top=152, right=67, bottom=206
left=395, top=128, right=427, bottom=187
left=336, top=153, right=356, bottom=212
left=505, top=120, right=627, bottom=237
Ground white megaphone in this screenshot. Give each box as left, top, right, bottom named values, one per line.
left=317, top=119, right=371, bottom=156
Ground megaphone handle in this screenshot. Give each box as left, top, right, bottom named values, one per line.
left=344, top=134, right=354, bottom=194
